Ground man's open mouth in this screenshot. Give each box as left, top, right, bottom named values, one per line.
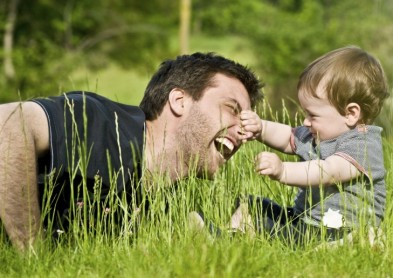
left=214, top=137, right=235, bottom=160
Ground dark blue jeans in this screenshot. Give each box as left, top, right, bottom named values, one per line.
left=246, top=195, right=349, bottom=246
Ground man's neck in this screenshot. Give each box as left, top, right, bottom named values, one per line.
left=144, top=120, right=181, bottom=182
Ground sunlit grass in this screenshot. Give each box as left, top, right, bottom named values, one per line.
left=1, top=136, right=393, bottom=277
left=1, top=96, right=393, bottom=277
left=2, top=32, right=393, bottom=274
left=66, top=64, right=150, bottom=105
left=62, top=34, right=258, bottom=107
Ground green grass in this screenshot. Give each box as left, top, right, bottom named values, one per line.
left=66, top=64, right=150, bottom=105
left=63, top=34, right=257, bottom=107
left=1, top=231, right=391, bottom=277
left=1, top=99, right=393, bottom=277
left=1, top=139, right=393, bottom=277
left=2, top=35, right=393, bottom=277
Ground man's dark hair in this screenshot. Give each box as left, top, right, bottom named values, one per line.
left=139, top=52, right=264, bottom=120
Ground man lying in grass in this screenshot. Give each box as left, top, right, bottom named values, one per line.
left=0, top=52, right=263, bottom=251
left=238, top=46, right=389, bottom=245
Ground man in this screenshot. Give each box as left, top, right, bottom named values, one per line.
left=0, top=52, right=263, bottom=250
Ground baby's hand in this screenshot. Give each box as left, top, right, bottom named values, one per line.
left=255, top=152, right=284, bottom=181
left=240, top=110, right=262, bottom=143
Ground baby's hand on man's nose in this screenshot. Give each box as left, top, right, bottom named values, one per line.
left=239, top=110, right=262, bottom=143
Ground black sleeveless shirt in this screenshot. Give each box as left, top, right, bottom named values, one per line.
left=32, top=92, right=145, bottom=229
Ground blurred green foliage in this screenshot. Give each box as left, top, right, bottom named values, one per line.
left=1, top=0, right=392, bottom=133
left=0, top=0, right=178, bottom=101
left=195, top=0, right=393, bottom=119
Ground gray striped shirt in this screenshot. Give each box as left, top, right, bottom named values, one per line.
left=291, top=125, right=385, bottom=228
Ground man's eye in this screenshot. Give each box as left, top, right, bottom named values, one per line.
left=227, top=105, right=239, bottom=115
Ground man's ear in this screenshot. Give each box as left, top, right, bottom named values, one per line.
left=168, top=88, right=186, bottom=117
left=345, top=102, right=361, bottom=127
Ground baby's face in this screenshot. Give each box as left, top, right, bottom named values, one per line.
left=298, top=89, right=350, bottom=143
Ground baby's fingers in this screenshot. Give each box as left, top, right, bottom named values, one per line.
left=240, top=131, right=255, bottom=144
left=240, top=110, right=255, bottom=119
left=255, top=152, right=283, bottom=180
left=255, top=160, right=273, bottom=173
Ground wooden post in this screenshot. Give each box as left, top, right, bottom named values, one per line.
left=179, top=0, right=191, bottom=55
left=3, top=0, right=19, bottom=81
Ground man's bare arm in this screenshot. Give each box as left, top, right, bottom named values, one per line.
left=0, top=101, right=49, bottom=250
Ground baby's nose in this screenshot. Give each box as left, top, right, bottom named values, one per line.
left=303, top=117, right=311, bottom=127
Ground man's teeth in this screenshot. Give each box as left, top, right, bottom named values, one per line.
left=215, top=137, right=234, bottom=153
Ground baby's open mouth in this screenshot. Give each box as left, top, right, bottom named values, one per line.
left=214, top=137, right=234, bottom=160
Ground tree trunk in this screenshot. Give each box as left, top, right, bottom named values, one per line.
left=3, top=0, right=19, bottom=81
left=179, top=0, right=191, bottom=55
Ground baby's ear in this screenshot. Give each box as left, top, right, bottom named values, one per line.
left=345, top=102, right=361, bottom=127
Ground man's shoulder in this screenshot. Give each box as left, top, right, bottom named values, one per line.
left=32, top=91, right=145, bottom=124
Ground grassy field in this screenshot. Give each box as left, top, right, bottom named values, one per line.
left=1, top=35, right=393, bottom=277
left=1, top=101, right=393, bottom=277
left=0, top=140, right=392, bottom=277
left=66, top=35, right=257, bottom=106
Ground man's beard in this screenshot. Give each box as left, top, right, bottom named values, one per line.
left=176, top=105, right=214, bottom=178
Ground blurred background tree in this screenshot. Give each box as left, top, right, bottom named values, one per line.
left=1, top=0, right=392, bottom=134
left=0, top=0, right=178, bottom=101
left=194, top=0, right=393, bottom=118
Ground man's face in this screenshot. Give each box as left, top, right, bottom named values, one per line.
left=176, top=73, right=251, bottom=178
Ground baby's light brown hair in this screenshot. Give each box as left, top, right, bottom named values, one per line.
left=298, top=46, right=389, bottom=124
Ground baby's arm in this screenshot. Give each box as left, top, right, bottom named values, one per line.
left=240, top=110, right=293, bottom=153
left=255, top=152, right=361, bottom=187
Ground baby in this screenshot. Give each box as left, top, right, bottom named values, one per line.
left=239, top=46, right=389, bottom=244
